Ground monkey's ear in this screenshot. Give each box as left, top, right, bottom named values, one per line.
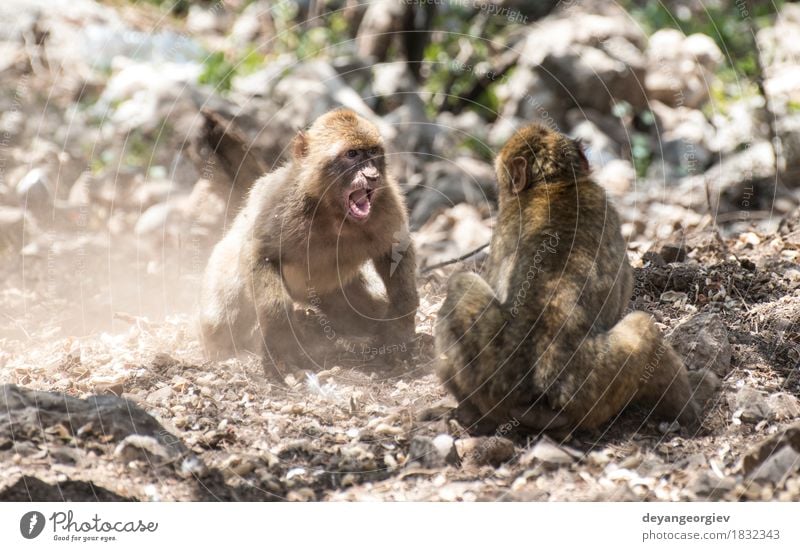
left=292, top=130, right=308, bottom=159
left=572, top=138, right=589, bottom=172
left=509, top=156, right=528, bottom=193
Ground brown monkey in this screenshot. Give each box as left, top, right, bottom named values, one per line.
left=199, top=108, right=419, bottom=367
left=435, top=123, right=712, bottom=433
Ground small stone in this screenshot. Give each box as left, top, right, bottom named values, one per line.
left=660, top=243, right=687, bottom=263
left=748, top=445, right=800, bottom=486
left=0, top=206, right=32, bottom=251
left=660, top=290, right=688, bottom=303
left=178, top=455, right=208, bottom=478
left=690, top=471, right=736, bottom=499
left=114, top=435, right=171, bottom=464
left=373, top=423, right=403, bottom=436
left=221, top=455, right=256, bottom=477
left=147, top=386, right=173, bottom=406
left=642, top=251, right=666, bottom=268
left=766, top=393, right=800, bottom=422
left=407, top=435, right=448, bottom=469
left=729, top=387, right=771, bottom=425
left=16, top=167, right=52, bottom=215
left=659, top=421, right=681, bottom=434
left=432, top=434, right=456, bottom=460
left=520, top=436, right=577, bottom=468
left=455, top=436, right=514, bottom=467
left=668, top=313, right=732, bottom=377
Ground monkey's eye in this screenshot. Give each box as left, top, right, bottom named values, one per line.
left=368, top=147, right=379, bottom=156
left=345, top=149, right=359, bottom=159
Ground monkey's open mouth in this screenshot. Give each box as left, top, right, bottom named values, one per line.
left=346, top=186, right=373, bottom=220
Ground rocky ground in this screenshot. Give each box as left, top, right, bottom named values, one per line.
left=1, top=0, right=800, bottom=501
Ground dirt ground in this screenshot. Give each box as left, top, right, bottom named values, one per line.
left=1, top=213, right=799, bottom=502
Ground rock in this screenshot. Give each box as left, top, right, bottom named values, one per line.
left=729, top=387, right=771, bottom=424
left=356, top=0, right=407, bottom=61
left=705, top=142, right=781, bottom=214
left=0, top=384, right=190, bottom=462
left=687, top=369, right=721, bottom=410
left=667, top=313, right=731, bottom=377
left=569, top=119, right=620, bottom=169
left=495, top=68, right=564, bottom=131
left=407, top=435, right=455, bottom=468
left=595, top=159, right=636, bottom=196
left=709, top=98, right=765, bottom=155
left=146, top=385, right=173, bottom=406
left=409, top=159, right=496, bottom=230
left=133, top=179, right=180, bottom=209
left=455, top=436, right=515, bottom=467
left=650, top=101, right=714, bottom=178
left=114, top=434, right=172, bottom=463
left=659, top=243, right=687, bottom=263
left=748, top=445, right=800, bottom=486
left=690, top=471, right=736, bottom=500
left=432, top=434, right=456, bottom=461
left=0, top=206, right=33, bottom=252
left=384, top=94, right=436, bottom=181
left=766, top=393, right=800, bottom=422
left=741, top=421, right=800, bottom=475
left=270, top=61, right=394, bottom=142
left=372, top=63, right=417, bottom=99
left=134, top=199, right=187, bottom=244
left=727, top=388, right=799, bottom=425
left=16, top=167, right=52, bottom=217
left=758, top=4, right=800, bottom=113
left=519, top=436, right=578, bottom=468
left=230, top=0, right=273, bottom=46
left=0, top=476, right=131, bottom=501
left=777, top=114, right=800, bottom=171
left=540, top=42, right=647, bottom=112
left=645, top=30, right=722, bottom=108
left=95, top=60, right=201, bottom=134
left=518, top=7, right=649, bottom=112
left=183, top=178, right=227, bottom=231
left=186, top=3, right=231, bottom=35
left=230, top=56, right=295, bottom=99
left=415, top=204, right=492, bottom=270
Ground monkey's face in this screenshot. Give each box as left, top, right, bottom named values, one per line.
left=331, top=146, right=385, bottom=223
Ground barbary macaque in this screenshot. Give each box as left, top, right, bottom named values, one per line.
left=199, top=109, right=419, bottom=368
left=435, top=123, right=715, bottom=432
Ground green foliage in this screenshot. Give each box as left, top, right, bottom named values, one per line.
left=472, top=86, right=500, bottom=119
left=271, top=4, right=351, bottom=59
left=612, top=100, right=653, bottom=177
left=459, top=135, right=494, bottom=163
left=624, top=0, right=784, bottom=80
left=630, top=133, right=652, bottom=178
left=198, top=46, right=267, bottom=93
left=199, top=51, right=235, bottom=92
left=139, top=0, right=190, bottom=15
left=422, top=36, right=493, bottom=116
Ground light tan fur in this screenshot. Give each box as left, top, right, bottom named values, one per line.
left=200, top=109, right=419, bottom=368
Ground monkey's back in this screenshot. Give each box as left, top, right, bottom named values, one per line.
left=489, top=178, right=632, bottom=392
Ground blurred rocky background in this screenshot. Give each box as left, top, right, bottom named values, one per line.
left=1, top=0, right=800, bottom=502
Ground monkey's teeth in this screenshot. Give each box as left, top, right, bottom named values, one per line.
left=348, top=188, right=371, bottom=219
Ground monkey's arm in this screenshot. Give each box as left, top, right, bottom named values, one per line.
left=373, top=233, right=419, bottom=339
left=251, top=261, right=324, bottom=369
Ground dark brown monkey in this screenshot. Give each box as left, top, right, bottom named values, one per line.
left=435, top=123, right=712, bottom=433
left=199, top=108, right=419, bottom=367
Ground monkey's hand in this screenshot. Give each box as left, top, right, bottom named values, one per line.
left=373, top=239, right=420, bottom=362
